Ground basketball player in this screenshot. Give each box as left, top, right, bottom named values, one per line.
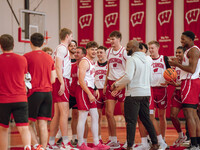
left=24, top=33, right=56, bottom=150
left=148, top=41, right=170, bottom=141
left=68, top=40, right=77, bottom=60
left=47, top=28, right=74, bottom=150
left=95, top=46, right=108, bottom=143
left=76, top=41, right=110, bottom=150
left=168, top=46, right=187, bottom=147
left=103, top=31, right=128, bottom=149
left=0, top=34, right=31, bottom=150
left=168, top=31, right=200, bottom=149
left=70, top=47, right=89, bottom=147
left=42, top=47, right=53, bottom=56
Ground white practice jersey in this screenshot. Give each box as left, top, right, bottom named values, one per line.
left=54, top=43, right=71, bottom=79
left=180, top=46, right=200, bottom=80
left=95, top=61, right=108, bottom=89
left=107, top=46, right=128, bottom=80
left=151, top=55, right=167, bottom=87
left=78, top=57, right=95, bottom=89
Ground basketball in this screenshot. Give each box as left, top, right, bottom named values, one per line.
left=163, top=68, right=177, bottom=82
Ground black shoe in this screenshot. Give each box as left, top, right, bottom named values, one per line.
left=56, top=137, right=63, bottom=145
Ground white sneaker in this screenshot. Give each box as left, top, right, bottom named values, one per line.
left=158, top=141, right=167, bottom=150
left=106, top=141, right=121, bottom=149
left=184, top=145, right=199, bottom=150
left=122, top=141, right=127, bottom=149
left=173, top=135, right=187, bottom=147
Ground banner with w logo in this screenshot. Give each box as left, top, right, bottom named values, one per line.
left=156, top=0, right=174, bottom=56
left=78, top=0, right=94, bottom=47
left=103, top=0, right=120, bottom=48
left=184, top=0, right=200, bottom=47
left=129, top=0, right=146, bottom=43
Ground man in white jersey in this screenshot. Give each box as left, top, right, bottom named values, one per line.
left=148, top=41, right=171, bottom=140
left=169, top=31, right=200, bottom=149
left=103, top=31, right=128, bottom=149
left=47, top=28, right=74, bottom=150
left=95, top=46, right=108, bottom=143
left=76, top=41, right=110, bottom=150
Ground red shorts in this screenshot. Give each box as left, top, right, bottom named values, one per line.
left=152, top=87, right=168, bottom=109
left=96, top=89, right=105, bottom=109
left=105, top=80, right=125, bottom=102
left=181, top=79, right=200, bottom=105
left=76, top=86, right=97, bottom=111
left=149, top=88, right=154, bottom=110
left=171, top=89, right=182, bottom=108
left=52, top=78, right=70, bottom=103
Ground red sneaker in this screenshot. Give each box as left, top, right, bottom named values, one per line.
left=46, top=143, right=59, bottom=150
left=77, top=143, right=94, bottom=150
left=33, top=144, right=44, bottom=150
left=93, top=143, right=110, bottom=150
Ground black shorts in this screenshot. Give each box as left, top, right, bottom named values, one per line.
left=0, top=102, right=28, bottom=128
left=69, top=95, right=77, bottom=109
left=28, top=92, right=52, bottom=121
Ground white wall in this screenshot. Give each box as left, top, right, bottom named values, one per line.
left=61, top=0, right=184, bottom=56
left=0, top=0, right=184, bottom=55
left=0, top=0, right=59, bottom=54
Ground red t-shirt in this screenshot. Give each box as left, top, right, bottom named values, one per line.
left=70, top=62, right=78, bottom=97
left=0, top=53, right=27, bottom=103
left=24, top=50, right=55, bottom=97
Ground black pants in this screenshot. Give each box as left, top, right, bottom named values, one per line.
left=124, top=96, right=158, bottom=147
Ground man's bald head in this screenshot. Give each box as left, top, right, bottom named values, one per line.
left=126, top=40, right=139, bottom=56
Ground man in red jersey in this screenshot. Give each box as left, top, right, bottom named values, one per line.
left=0, top=34, right=31, bottom=150
left=24, top=33, right=56, bottom=150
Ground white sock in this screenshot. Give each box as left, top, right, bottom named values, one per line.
left=72, top=134, right=77, bottom=141
left=56, top=129, right=62, bottom=138
left=178, top=132, right=184, bottom=138
left=89, top=108, right=99, bottom=145
left=62, top=136, right=69, bottom=145
left=49, top=136, right=55, bottom=145
left=157, top=134, right=164, bottom=143
left=84, top=138, right=87, bottom=144
left=77, top=110, right=88, bottom=146
left=109, top=136, right=112, bottom=141
left=99, top=135, right=102, bottom=140
left=141, top=137, right=148, bottom=145
left=24, top=145, right=31, bottom=150
left=111, top=136, right=117, bottom=143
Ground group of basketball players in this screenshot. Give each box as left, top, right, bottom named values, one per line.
left=0, top=28, right=200, bottom=150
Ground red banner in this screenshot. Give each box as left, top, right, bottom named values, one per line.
left=77, top=0, right=94, bottom=47
left=184, top=0, right=200, bottom=47
left=156, top=0, right=174, bottom=56
left=129, top=0, right=146, bottom=43
left=103, top=0, right=120, bottom=48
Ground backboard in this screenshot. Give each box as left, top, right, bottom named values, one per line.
left=18, top=9, right=47, bottom=43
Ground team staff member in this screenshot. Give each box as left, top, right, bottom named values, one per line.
left=24, top=33, right=56, bottom=150
left=0, top=34, right=31, bottom=150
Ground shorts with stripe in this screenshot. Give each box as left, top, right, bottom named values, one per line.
left=152, top=87, right=167, bottom=109
left=0, top=102, right=28, bottom=128
left=96, top=89, right=105, bottom=109
left=181, top=79, right=200, bottom=105
left=105, top=80, right=125, bottom=102
left=171, top=89, right=182, bottom=108
left=52, top=78, right=70, bottom=103
left=76, top=85, right=97, bottom=111
left=28, top=92, right=52, bottom=121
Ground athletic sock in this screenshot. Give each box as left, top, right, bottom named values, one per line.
left=178, top=132, right=184, bottom=138
left=190, top=137, right=197, bottom=147
left=72, top=134, right=77, bottom=141
left=49, top=137, right=55, bottom=145
left=157, top=134, right=164, bottom=143
left=141, top=137, right=148, bottom=145
left=84, top=138, right=87, bottom=144
left=111, top=136, right=117, bottom=143
left=99, top=135, right=102, bottom=140
left=62, top=136, right=69, bottom=145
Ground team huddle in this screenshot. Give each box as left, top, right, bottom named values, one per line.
left=0, top=29, right=199, bottom=150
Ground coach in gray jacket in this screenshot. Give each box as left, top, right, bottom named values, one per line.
left=111, top=40, right=159, bottom=150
